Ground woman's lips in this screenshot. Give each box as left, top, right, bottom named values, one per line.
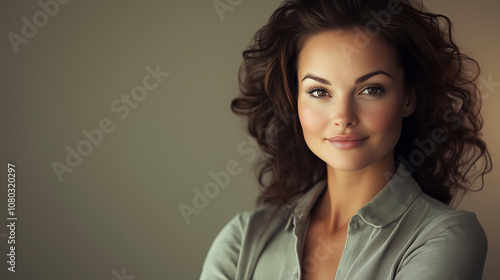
left=326, top=135, right=369, bottom=150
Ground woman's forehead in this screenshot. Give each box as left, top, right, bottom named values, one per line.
left=297, top=30, right=403, bottom=82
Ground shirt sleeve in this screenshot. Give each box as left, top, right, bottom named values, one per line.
left=395, top=212, right=487, bottom=280
left=199, top=212, right=247, bottom=280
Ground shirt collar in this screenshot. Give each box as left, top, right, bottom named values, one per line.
left=285, top=164, right=422, bottom=230
left=357, top=164, right=422, bottom=227
left=285, top=180, right=327, bottom=231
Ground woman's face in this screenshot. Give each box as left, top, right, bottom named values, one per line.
left=297, top=30, right=416, bottom=172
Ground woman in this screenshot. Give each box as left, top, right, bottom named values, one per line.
left=201, top=0, right=492, bottom=279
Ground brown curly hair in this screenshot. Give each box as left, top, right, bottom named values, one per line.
left=231, top=0, right=492, bottom=208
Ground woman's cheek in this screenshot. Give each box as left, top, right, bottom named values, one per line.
left=298, top=102, right=329, bottom=142
left=366, top=102, right=402, bottom=142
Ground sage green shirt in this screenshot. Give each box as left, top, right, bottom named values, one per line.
left=200, top=164, right=487, bottom=279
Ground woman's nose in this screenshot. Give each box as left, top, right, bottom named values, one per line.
left=332, top=97, right=358, bottom=128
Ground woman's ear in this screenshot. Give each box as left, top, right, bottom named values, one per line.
left=404, top=87, right=417, bottom=117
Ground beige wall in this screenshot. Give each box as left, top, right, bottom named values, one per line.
left=0, top=0, right=498, bottom=279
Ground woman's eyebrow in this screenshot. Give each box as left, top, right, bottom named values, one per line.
left=355, top=70, right=393, bottom=84
left=301, top=74, right=331, bottom=85
left=301, top=70, right=393, bottom=85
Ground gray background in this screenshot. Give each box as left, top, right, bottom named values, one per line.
left=0, top=0, right=498, bottom=279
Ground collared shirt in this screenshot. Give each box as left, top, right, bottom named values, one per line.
left=200, top=164, right=487, bottom=279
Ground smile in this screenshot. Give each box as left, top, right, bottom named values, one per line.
left=326, top=135, right=369, bottom=150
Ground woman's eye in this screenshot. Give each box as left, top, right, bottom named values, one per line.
left=361, top=86, right=384, bottom=96
left=308, top=89, right=329, bottom=98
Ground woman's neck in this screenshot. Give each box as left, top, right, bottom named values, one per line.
left=312, top=154, right=396, bottom=233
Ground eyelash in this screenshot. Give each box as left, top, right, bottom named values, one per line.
left=305, top=83, right=387, bottom=99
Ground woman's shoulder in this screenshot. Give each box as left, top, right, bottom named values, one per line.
left=222, top=204, right=290, bottom=236
left=200, top=205, right=290, bottom=279
left=205, top=204, right=290, bottom=253
left=406, top=191, right=487, bottom=249
left=393, top=192, right=488, bottom=278
left=387, top=167, right=486, bottom=238
left=413, top=192, right=484, bottom=229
